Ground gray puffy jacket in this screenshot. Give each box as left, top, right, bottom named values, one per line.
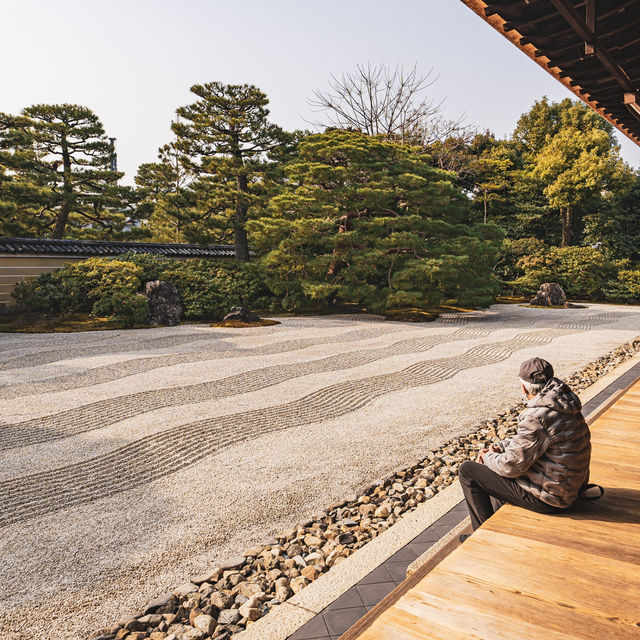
left=484, top=377, right=591, bottom=508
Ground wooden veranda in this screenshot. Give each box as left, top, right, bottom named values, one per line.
left=341, top=376, right=640, bottom=639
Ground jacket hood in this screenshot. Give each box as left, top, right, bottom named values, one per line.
left=527, top=377, right=582, bottom=415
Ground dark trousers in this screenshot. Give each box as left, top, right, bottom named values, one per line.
left=458, top=460, right=563, bottom=530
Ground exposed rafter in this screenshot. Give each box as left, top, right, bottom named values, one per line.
left=460, top=0, right=640, bottom=146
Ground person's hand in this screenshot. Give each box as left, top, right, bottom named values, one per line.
left=478, top=444, right=501, bottom=463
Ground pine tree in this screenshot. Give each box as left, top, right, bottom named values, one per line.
left=172, top=83, right=287, bottom=260
left=464, top=133, right=515, bottom=225
left=0, top=161, right=48, bottom=237
left=0, top=104, right=135, bottom=239
left=135, top=142, right=211, bottom=244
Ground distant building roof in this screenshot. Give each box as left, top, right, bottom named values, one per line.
left=0, top=237, right=237, bottom=258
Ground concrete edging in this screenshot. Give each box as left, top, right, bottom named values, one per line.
left=577, top=351, right=640, bottom=407
left=235, top=481, right=463, bottom=640
left=406, top=516, right=471, bottom=578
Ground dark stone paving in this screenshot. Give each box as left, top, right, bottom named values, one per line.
left=286, top=502, right=468, bottom=640
left=286, top=360, right=640, bottom=640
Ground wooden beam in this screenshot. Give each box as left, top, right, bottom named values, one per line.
left=548, top=0, right=636, bottom=91
left=585, top=0, right=596, bottom=55
left=459, top=0, right=640, bottom=146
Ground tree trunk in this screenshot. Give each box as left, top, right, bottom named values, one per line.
left=483, top=195, right=488, bottom=224
left=561, top=205, right=573, bottom=247
left=234, top=172, right=250, bottom=262
left=231, top=133, right=250, bottom=262
left=52, top=135, right=72, bottom=239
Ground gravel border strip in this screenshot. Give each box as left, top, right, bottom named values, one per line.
left=89, top=335, right=640, bottom=640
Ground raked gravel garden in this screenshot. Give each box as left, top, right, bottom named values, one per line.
left=1, top=303, right=639, bottom=640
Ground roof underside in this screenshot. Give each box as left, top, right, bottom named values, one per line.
left=461, top=0, right=640, bottom=146
left=0, top=237, right=236, bottom=258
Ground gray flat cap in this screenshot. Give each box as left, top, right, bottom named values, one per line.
left=519, top=357, right=554, bottom=384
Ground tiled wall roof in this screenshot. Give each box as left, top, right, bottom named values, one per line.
left=0, top=237, right=236, bottom=258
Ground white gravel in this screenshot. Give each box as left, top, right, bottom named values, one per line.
left=0, top=304, right=639, bottom=640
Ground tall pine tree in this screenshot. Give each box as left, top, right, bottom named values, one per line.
left=0, top=104, right=135, bottom=239
left=135, top=142, right=208, bottom=244
left=172, top=83, right=287, bottom=260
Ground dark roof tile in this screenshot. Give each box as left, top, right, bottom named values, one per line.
left=0, top=237, right=237, bottom=258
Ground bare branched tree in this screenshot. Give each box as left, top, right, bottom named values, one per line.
left=310, top=63, right=445, bottom=142
left=415, top=117, right=478, bottom=175
left=310, top=63, right=476, bottom=161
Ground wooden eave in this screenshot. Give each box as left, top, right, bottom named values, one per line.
left=461, top=0, right=640, bottom=147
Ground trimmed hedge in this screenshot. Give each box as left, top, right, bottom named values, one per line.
left=162, top=260, right=271, bottom=320
left=13, top=256, right=272, bottom=324
left=13, top=259, right=148, bottom=327
left=13, top=246, right=640, bottom=327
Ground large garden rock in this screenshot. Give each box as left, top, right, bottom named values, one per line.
left=145, top=281, right=182, bottom=326
left=223, top=306, right=261, bottom=323
left=529, top=282, right=566, bottom=307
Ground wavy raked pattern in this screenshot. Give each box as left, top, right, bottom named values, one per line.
left=0, top=326, right=398, bottom=399
left=0, top=320, right=331, bottom=369
left=5, top=309, right=625, bottom=401
left=0, top=329, right=122, bottom=354
left=0, top=329, right=573, bottom=528
left=0, top=330, right=229, bottom=370
left=0, top=328, right=489, bottom=449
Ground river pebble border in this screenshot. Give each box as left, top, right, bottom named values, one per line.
left=90, top=336, right=640, bottom=640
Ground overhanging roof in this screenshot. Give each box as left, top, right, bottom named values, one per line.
left=461, top=0, right=640, bottom=146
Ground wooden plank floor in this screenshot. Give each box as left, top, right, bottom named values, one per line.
left=347, top=379, right=640, bottom=640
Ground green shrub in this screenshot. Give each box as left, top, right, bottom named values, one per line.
left=68, top=259, right=148, bottom=327
left=13, top=256, right=272, bottom=324
left=163, top=259, right=271, bottom=320
left=118, top=254, right=175, bottom=282
left=91, top=291, right=148, bottom=327
left=12, top=269, right=84, bottom=314
left=513, top=246, right=618, bottom=299
left=13, top=257, right=148, bottom=326
left=495, top=237, right=547, bottom=286
left=604, top=269, right=640, bottom=302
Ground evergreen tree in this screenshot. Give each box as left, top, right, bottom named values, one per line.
left=0, top=104, right=136, bottom=239
left=464, top=133, right=515, bottom=224
left=135, top=142, right=218, bottom=244
left=582, top=169, right=640, bottom=259
left=0, top=162, right=48, bottom=237
left=251, top=130, right=502, bottom=312
left=530, top=123, right=625, bottom=246
left=510, top=98, right=624, bottom=246
left=513, top=97, right=613, bottom=157
left=172, top=83, right=287, bottom=260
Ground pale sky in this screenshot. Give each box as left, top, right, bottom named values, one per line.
left=4, top=0, right=639, bottom=182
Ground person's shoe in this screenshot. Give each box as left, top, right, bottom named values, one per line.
left=459, top=534, right=472, bottom=543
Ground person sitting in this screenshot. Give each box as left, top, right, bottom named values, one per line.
left=458, top=357, right=592, bottom=531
